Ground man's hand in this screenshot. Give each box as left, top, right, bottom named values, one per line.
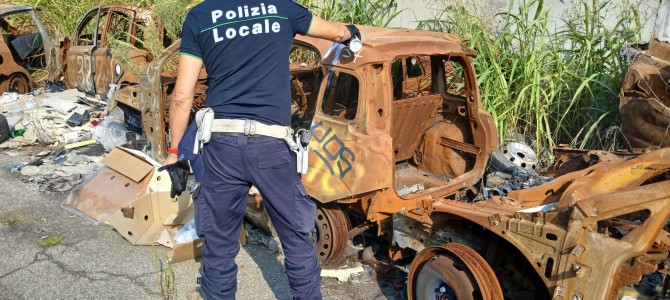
left=343, top=24, right=361, bottom=46
left=158, top=159, right=189, bottom=198
left=305, top=17, right=361, bottom=45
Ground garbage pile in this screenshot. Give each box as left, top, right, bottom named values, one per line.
left=0, top=87, right=141, bottom=192
left=483, top=168, right=553, bottom=199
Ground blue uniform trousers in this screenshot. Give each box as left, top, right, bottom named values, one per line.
left=193, top=133, right=322, bottom=299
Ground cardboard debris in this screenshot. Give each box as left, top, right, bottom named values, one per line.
left=170, top=238, right=206, bottom=263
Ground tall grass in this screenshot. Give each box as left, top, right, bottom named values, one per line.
left=10, top=0, right=152, bottom=40
left=152, top=248, right=176, bottom=300
left=419, top=0, right=641, bottom=150
left=299, top=0, right=400, bottom=27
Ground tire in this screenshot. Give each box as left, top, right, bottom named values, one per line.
left=0, top=113, right=10, bottom=144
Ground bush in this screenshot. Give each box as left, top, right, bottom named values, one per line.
left=418, top=0, right=642, bottom=150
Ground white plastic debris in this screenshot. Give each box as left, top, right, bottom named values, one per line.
left=93, top=108, right=127, bottom=151
left=320, top=266, right=365, bottom=282
left=5, top=98, right=38, bottom=117
left=174, top=219, right=199, bottom=244
left=0, top=92, right=19, bottom=104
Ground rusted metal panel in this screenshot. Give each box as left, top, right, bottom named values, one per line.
left=416, top=119, right=476, bottom=178
left=620, top=40, right=670, bottom=148
left=390, top=95, right=441, bottom=162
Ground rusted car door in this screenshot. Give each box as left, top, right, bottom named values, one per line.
left=94, top=7, right=138, bottom=98
left=304, top=65, right=394, bottom=202
left=66, top=7, right=105, bottom=95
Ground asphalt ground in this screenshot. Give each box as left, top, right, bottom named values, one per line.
left=0, top=149, right=406, bottom=299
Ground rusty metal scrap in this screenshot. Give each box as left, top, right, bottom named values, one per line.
left=416, top=148, right=670, bottom=299
left=620, top=40, right=670, bottom=148
left=126, top=20, right=670, bottom=298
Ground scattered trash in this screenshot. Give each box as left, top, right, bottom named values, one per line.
left=93, top=108, right=128, bottom=151
left=321, top=265, right=366, bottom=282
left=246, top=223, right=282, bottom=256
left=44, top=80, right=67, bottom=94
left=5, top=115, right=23, bottom=129
left=66, top=110, right=90, bottom=127
left=174, top=219, right=198, bottom=244
left=11, top=128, right=26, bottom=137
left=348, top=265, right=376, bottom=285
left=0, top=93, right=19, bottom=104
left=2, top=162, right=26, bottom=171
left=5, top=97, right=38, bottom=117
left=483, top=167, right=553, bottom=199
left=0, top=89, right=111, bottom=150
left=64, top=139, right=97, bottom=150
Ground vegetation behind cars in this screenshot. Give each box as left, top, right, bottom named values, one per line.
left=9, top=0, right=644, bottom=152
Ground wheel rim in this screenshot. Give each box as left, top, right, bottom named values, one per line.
left=313, top=204, right=350, bottom=267
left=408, top=244, right=503, bottom=300
left=501, top=138, right=539, bottom=171
left=7, top=74, right=29, bottom=94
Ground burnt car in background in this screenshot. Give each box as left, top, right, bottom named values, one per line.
left=620, top=39, right=670, bottom=148
left=59, top=5, right=172, bottom=131
left=0, top=5, right=52, bottom=94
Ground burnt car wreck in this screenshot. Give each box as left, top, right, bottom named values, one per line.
left=57, top=15, right=670, bottom=298
left=0, top=5, right=52, bottom=94
left=620, top=39, right=670, bottom=149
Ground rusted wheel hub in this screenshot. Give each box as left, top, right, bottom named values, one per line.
left=408, top=243, right=503, bottom=300
left=313, top=203, right=350, bottom=267
left=6, top=73, right=30, bottom=94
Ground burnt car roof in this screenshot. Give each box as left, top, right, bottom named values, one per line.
left=0, top=5, right=37, bottom=17
left=296, top=25, right=472, bottom=67
left=80, top=5, right=154, bottom=21
left=95, top=5, right=153, bottom=14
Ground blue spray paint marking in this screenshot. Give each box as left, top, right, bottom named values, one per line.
left=310, top=121, right=356, bottom=179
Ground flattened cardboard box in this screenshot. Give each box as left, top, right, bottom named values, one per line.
left=65, top=146, right=156, bottom=222
left=67, top=147, right=204, bottom=261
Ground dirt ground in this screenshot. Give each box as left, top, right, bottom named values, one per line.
left=0, top=148, right=407, bottom=299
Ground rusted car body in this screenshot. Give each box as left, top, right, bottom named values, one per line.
left=131, top=26, right=670, bottom=298
left=0, top=5, right=52, bottom=94
left=620, top=40, right=670, bottom=148
left=402, top=148, right=670, bottom=299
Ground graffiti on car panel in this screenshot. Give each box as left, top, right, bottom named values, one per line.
left=74, top=54, right=94, bottom=94
left=310, top=121, right=356, bottom=179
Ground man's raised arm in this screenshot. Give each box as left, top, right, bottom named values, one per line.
left=305, top=16, right=360, bottom=44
